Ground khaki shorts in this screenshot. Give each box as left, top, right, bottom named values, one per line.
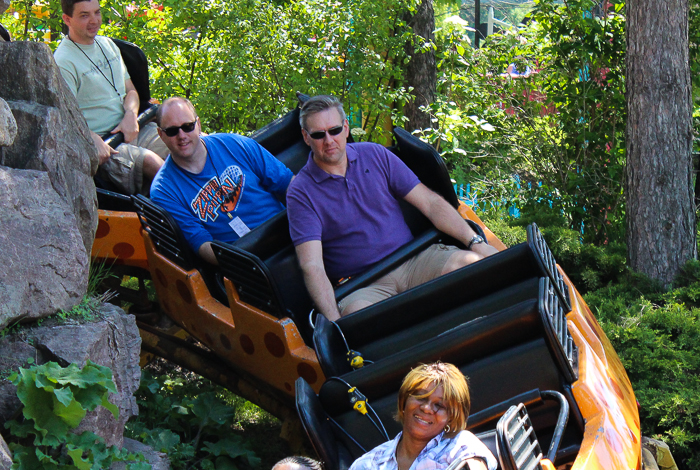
left=338, top=243, right=462, bottom=315
left=97, top=122, right=168, bottom=195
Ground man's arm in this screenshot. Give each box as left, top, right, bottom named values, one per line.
left=198, top=242, right=218, bottom=265
left=295, top=240, right=341, bottom=321
left=110, top=79, right=140, bottom=143
left=404, top=183, right=498, bottom=257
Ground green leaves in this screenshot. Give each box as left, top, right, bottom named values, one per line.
left=5, top=361, right=150, bottom=469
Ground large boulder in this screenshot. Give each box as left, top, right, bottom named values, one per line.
left=0, top=0, right=9, bottom=15
left=0, top=166, right=88, bottom=330
left=0, top=41, right=98, bottom=254
left=0, top=303, right=141, bottom=448
left=0, top=97, right=16, bottom=146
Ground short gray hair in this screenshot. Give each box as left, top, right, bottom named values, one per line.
left=299, top=95, right=346, bottom=130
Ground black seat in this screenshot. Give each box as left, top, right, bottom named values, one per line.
left=1, top=23, right=11, bottom=42
left=314, top=225, right=572, bottom=378
left=310, top=277, right=581, bottom=464
left=132, top=194, right=228, bottom=305
left=110, top=38, right=153, bottom=113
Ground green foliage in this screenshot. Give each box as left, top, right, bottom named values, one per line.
left=417, top=0, right=627, bottom=244
left=586, top=262, right=700, bottom=469
left=4, top=361, right=149, bottom=469
left=126, top=370, right=262, bottom=470
left=485, top=208, right=627, bottom=293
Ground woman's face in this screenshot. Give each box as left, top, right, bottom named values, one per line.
left=402, top=383, right=449, bottom=443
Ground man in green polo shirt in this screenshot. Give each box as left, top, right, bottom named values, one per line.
left=54, top=0, right=167, bottom=195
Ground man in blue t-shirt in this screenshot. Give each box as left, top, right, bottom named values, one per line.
left=150, top=97, right=294, bottom=264
left=287, top=95, right=499, bottom=321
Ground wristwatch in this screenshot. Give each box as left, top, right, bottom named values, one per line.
left=466, top=235, right=485, bottom=250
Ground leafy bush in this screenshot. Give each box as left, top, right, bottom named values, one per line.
left=126, top=369, right=265, bottom=470
left=586, top=263, right=700, bottom=470
left=484, top=207, right=627, bottom=293
left=4, top=360, right=149, bottom=469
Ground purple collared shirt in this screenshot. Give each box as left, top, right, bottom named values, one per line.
left=287, top=142, right=420, bottom=279
left=349, top=431, right=498, bottom=470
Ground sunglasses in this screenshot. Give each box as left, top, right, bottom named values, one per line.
left=160, top=120, right=197, bottom=137
left=307, top=125, right=344, bottom=140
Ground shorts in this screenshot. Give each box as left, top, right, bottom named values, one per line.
left=338, top=243, right=462, bottom=315
left=97, top=122, right=168, bottom=195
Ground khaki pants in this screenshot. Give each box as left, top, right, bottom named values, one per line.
left=338, top=244, right=462, bottom=315
left=98, top=122, right=168, bottom=195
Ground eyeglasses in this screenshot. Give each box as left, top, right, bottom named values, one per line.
left=160, top=120, right=197, bottom=137
left=306, top=125, right=344, bottom=140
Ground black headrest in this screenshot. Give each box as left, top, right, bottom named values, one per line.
left=110, top=38, right=151, bottom=113
left=296, top=378, right=355, bottom=470
left=0, top=23, right=11, bottom=42
left=392, top=127, right=460, bottom=207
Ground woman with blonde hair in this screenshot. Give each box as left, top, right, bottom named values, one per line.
left=349, top=362, right=496, bottom=470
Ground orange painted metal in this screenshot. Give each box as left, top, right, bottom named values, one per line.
left=92, top=209, right=149, bottom=270
left=142, top=234, right=324, bottom=395
left=563, top=269, right=642, bottom=470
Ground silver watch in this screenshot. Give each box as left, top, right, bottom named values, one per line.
left=466, top=235, right=485, bottom=250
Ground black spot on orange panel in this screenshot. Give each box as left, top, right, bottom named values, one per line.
left=264, top=332, right=285, bottom=358
left=176, top=280, right=192, bottom=304
left=220, top=334, right=232, bottom=350
left=297, top=362, right=318, bottom=385
left=240, top=335, right=255, bottom=355
left=156, top=269, right=168, bottom=288
left=113, top=242, right=135, bottom=259
left=96, top=219, right=110, bottom=238
left=284, top=382, right=292, bottom=392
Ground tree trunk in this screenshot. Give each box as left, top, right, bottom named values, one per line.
left=626, top=0, right=696, bottom=286
left=402, top=0, right=436, bottom=132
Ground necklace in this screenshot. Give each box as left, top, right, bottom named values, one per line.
left=176, top=141, right=237, bottom=219
left=68, top=35, right=119, bottom=95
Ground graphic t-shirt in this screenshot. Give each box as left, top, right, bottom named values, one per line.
left=54, top=35, right=130, bottom=135
left=150, top=133, right=294, bottom=253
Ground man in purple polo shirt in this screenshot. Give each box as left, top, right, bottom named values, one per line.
left=287, top=95, right=499, bottom=321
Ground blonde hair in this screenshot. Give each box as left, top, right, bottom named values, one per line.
left=396, top=362, right=470, bottom=437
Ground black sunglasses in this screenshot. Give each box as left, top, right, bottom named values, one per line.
left=307, top=125, right=344, bottom=140
left=161, top=120, right=197, bottom=137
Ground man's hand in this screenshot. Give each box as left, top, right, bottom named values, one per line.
left=113, top=81, right=141, bottom=143
left=405, top=183, right=499, bottom=256
left=111, top=110, right=139, bottom=143
left=91, top=131, right=118, bottom=165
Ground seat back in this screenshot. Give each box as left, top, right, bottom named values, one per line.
left=314, top=224, right=572, bottom=378
left=296, top=378, right=359, bottom=470
left=391, top=127, right=460, bottom=208
left=132, top=194, right=198, bottom=271
left=309, top=276, right=580, bottom=461
left=110, top=38, right=152, bottom=113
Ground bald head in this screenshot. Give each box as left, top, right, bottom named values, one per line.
left=156, top=96, right=198, bottom=128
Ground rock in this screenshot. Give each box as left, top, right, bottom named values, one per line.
left=111, top=438, right=171, bottom=470
left=0, top=303, right=141, bottom=448
left=0, top=167, right=88, bottom=330
left=0, top=41, right=98, bottom=254
left=642, top=436, right=679, bottom=470
left=0, top=434, right=11, bottom=470
left=0, top=98, right=16, bottom=146
left=0, top=0, right=10, bottom=15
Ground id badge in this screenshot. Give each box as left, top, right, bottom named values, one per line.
left=229, top=216, right=251, bottom=238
